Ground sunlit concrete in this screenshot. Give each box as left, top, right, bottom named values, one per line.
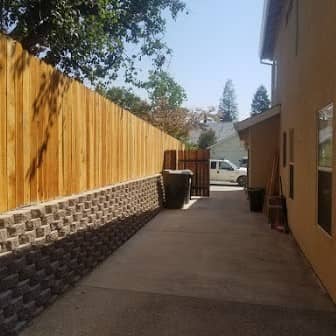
left=22, top=186, right=336, bottom=336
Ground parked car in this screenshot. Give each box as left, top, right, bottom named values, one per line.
left=210, top=159, right=247, bottom=186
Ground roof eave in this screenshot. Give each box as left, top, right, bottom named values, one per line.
left=260, top=0, right=285, bottom=61
left=260, top=0, right=272, bottom=60
left=234, top=105, right=281, bottom=133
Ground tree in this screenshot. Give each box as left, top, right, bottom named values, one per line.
left=251, top=85, right=271, bottom=116
left=218, top=79, right=238, bottom=122
left=144, top=71, right=187, bottom=108
left=152, top=103, right=191, bottom=141
left=184, top=141, right=199, bottom=150
left=198, top=129, right=216, bottom=149
left=0, top=0, right=186, bottom=86
left=100, top=87, right=150, bottom=120
left=143, top=70, right=190, bottom=141
left=99, top=71, right=193, bottom=141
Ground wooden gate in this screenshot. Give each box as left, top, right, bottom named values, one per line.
left=178, top=150, right=210, bottom=197
left=163, top=149, right=210, bottom=197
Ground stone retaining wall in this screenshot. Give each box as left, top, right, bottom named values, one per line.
left=0, top=175, right=164, bottom=335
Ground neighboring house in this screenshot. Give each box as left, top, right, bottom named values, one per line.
left=189, top=121, right=235, bottom=145
left=208, top=132, right=247, bottom=167
left=236, top=0, right=336, bottom=303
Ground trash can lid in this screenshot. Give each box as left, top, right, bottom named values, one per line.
left=180, top=169, right=194, bottom=176
left=163, top=169, right=193, bottom=176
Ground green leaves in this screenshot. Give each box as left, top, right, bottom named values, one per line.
left=251, top=85, right=270, bottom=116
left=0, top=0, right=186, bottom=86
left=144, top=70, right=187, bottom=109
left=198, top=129, right=216, bottom=149
left=141, top=70, right=190, bottom=141
left=218, top=79, right=238, bottom=122
left=100, top=86, right=151, bottom=119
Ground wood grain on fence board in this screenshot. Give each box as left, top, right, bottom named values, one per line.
left=0, top=35, right=184, bottom=212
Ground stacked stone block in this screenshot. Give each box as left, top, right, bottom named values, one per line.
left=0, top=175, right=164, bottom=335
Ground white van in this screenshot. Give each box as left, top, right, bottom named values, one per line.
left=210, top=159, right=247, bottom=186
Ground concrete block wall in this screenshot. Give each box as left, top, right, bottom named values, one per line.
left=0, top=175, right=164, bottom=335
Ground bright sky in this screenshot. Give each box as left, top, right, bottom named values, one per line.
left=119, top=0, right=271, bottom=121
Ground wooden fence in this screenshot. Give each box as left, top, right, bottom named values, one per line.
left=177, top=150, right=210, bottom=197
left=0, top=35, right=184, bottom=213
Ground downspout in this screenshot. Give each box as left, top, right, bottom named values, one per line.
left=260, top=58, right=275, bottom=105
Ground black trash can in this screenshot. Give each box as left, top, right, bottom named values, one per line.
left=163, top=170, right=193, bottom=209
left=181, top=170, right=194, bottom=204
left=248, top=188, right=265, bottom=212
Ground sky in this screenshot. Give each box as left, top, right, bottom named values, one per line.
left=120, top=0, right=271, bottom=121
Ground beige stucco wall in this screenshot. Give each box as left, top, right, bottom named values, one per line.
left=249, top=116, right=280, bottom=189
left=272, top=0, right=336, bottom=302
left=240, top=115, right=280, bottom=189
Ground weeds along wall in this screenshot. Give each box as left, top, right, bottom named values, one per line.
left=0, top=35, right=184, bottom=212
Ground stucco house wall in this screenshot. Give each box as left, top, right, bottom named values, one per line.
left=248, top=115, right=280, bottom=189
left=263, top=0, right=336, bottom=302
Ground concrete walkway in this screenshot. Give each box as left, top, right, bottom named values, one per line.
left=22, top=186, right=336, bottom=336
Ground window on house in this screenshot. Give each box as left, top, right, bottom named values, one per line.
left=289, top=164, right=294, bottom=199
left=289, top=129, right=294, bottom=163
left=317, top=104, right=333, bottom=235
left=289, top=128, right=295, bottom=199
left=283, top=132, right=287, bottom=167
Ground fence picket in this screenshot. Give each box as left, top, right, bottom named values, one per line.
left=0, top=35, right=184, bottom=212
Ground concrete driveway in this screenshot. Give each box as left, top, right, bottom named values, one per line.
left=22, top=186, right=336, bottom=336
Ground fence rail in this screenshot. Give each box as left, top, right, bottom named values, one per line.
left=0, top=35, right=184, bottom=212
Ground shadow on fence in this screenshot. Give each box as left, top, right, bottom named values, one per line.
left=6, top=39, right=71, bottom=182
left=26, top=71, right=70, bottom=181
left=163, top=150, right=177, bottom=170
left=0, top=35, right=184, bottom=213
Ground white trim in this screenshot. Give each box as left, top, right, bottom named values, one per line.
left=234, top=105, right=281, bottom=133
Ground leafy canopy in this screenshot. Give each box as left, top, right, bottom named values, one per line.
left=251, top=85, right=271, bottom=116
left=144, top=70, right=187, bottom=108
left=0, top=0, right=185, bottom=85
left=100, top=86, right=150, bottom=120
left=218, top=79, right=238, bottom=122
left=101, top=71, right=192, bottom=141
left=143, top=70, right=190, bottom=141
left=198, top=129, right=216, bottom=149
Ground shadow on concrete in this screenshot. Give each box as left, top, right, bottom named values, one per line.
left=20, top=188, right=336, bottom=336
left=0, top=208, right=160, bottom=335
